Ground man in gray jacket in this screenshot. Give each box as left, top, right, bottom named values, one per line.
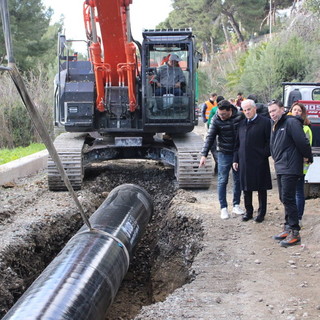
left=154, top=54, right=185, bottom=96
left=268, top=100, right=313, bottom=247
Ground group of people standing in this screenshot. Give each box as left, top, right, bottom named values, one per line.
left=199, top=94, right=313, bottom=248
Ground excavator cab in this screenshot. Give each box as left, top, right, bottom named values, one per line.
left=141, top=29, right=199, bottom=134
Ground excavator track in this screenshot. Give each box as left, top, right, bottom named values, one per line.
left=47, top=133, right=86, bottom=191
left=173, top=132, right=213, bottom=188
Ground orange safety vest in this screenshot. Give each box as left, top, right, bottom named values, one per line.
left=205, top=100, right=217, bottom=119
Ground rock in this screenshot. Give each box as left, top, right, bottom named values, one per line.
left=186, top=196, right=197, bottom=203
left=1, top=182, right=16, bottom=189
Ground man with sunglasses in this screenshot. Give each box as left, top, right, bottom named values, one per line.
left=199, top=100, right=245, bottom=219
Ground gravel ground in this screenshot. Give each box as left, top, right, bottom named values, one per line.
left=1, top=124, right=320, bottom=320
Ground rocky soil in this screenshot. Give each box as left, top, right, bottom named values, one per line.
left=1, top=124, right=320, bottom=320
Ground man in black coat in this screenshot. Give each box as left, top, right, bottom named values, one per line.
left=233, top=99, right=272, bottom=223
left=268, top=100, right=313, bottom=247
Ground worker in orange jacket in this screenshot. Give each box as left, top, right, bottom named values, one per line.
left=201, top=93, right=217, bottom=123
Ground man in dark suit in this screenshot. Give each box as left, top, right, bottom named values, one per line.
left=233, top=99, right=272, bottom=222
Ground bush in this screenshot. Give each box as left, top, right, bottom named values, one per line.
left=0, top=65, right=53, bottom=148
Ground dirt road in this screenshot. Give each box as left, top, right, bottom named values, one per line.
left=135, top=184, right=320, bottom=320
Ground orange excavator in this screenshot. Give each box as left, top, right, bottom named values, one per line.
left=48, top=0, right=213, bottom=190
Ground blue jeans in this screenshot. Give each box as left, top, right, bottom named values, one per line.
left=296, top=175, right=305, bottom=220
left=217, top=152, right=241, bottom=209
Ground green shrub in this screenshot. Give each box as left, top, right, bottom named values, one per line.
left=0, top=65, right=53, bottom=148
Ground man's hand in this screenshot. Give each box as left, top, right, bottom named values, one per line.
left=305, top=157, right=313, bottom=164
left=232, top=162, right=238, bottom=171
left=199, top=156, right=206, bottom=168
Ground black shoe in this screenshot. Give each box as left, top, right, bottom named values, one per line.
left=242, top=214, right=253, bottom=222
left=254, top=215, right=264, bottom=223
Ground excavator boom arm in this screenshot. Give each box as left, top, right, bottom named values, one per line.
left=84, top=0, right=137, bottom=112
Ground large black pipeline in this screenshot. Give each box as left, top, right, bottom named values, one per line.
left=3, top=184, right=153, bottom=320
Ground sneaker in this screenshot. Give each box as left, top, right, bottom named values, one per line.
left=280, top=230, right=301, bottom=247
left=273, top=226, right=290, bottom=241
left=232, top=205, right=244, bottom=215
left=220, top=208, right=230, bottom=220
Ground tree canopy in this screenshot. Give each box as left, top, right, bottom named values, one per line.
left=0, top=0, right=62, bottom=72
left=158, top=0, right=300, bottom=61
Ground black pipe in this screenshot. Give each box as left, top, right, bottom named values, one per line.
left=3, top=184, right=153, bottom=320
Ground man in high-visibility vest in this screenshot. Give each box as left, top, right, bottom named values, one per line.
left=201, top=93, right=217, bottom=123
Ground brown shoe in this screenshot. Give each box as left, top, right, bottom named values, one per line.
left=280, top=230, right=301, bottom=247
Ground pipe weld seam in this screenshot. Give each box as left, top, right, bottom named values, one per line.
left=73, top=228, right=130, bottom=270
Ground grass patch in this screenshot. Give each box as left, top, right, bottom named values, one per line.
left=0, top=144, right=46, bottom=165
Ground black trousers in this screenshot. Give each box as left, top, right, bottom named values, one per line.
left=277, top=174, right=300, bottom=231
left=243, top=190, right=267, bottom=217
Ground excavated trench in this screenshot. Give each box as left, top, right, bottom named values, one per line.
left=0, top=160, right=204, bottom=319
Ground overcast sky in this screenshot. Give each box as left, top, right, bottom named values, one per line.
left=42, top=0, right=173, bottom=43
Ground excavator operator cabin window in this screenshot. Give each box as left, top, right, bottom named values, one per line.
left=145, top=47, right=191, bottom=122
